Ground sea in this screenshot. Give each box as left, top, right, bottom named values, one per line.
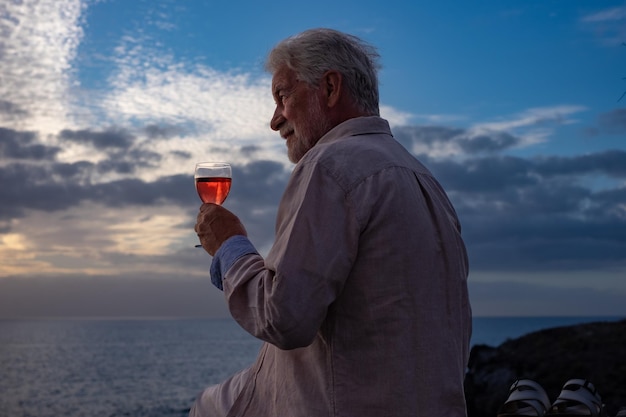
left=0, top=316, right=622, bottom=417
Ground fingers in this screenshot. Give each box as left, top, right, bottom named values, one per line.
left=195, top=203, right=220, bottom=233
left=194, top=204, right=247, bottom=255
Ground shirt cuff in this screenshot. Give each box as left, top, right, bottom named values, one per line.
left=210, top=235, right=258, bottom=291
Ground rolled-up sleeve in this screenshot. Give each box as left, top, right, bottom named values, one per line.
left=210, top=235, right=259, bottom=290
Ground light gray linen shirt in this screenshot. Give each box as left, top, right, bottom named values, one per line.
left=193, top=116, right=472, bottom=417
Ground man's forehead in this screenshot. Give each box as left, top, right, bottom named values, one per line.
left=271, top=66, right=296, bottom=89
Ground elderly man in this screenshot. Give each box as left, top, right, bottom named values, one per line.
left=191, top=28, right=471, bottom=417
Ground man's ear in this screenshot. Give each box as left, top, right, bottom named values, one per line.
left=322, top=70, right=342, bottom=108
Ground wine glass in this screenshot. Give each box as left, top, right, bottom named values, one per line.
left=194, top=162, right=232, bottom=204
left=194, top=162, right=232, bottom=247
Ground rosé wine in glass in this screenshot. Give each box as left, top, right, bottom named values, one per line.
left=194, top=162, right=232, bottom=248
left=194, top=162, right=232, bottom=204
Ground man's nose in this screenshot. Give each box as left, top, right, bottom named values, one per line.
left=270, top=107, right=285, bottom=131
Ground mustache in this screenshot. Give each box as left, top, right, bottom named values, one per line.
left=280, top=126, right=294, bottom=139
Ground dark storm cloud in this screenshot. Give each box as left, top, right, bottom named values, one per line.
left=2, top=122, right=625, bottom=274
left=394, top=125, right=463, bottom=146
left=0, top=162, right=88, bottom=218
left=96, top=148, right=163, bottom=175
left=585, top=108, right=626, bottom=135
left=533, top=150, right=626, bottom=178
left=171, top=150, right=192, bottom=159
left=59, top=128, right=135, bottom=149
left=426, top=150, right=626, bottom=194
left=138, top=161, right=290, bottom=248
left=417, top=149, right=626, bottom=272
left=90, top=174, right=196, bottom=208
left=150, top=161, right=289, bottom=249
left=466, top=221, right=626, bottom=273
left=0, top=157, right=189, bottom=222
left=427, top=156, right=537, bottom=192
left=0, top=153, right=287, bottom=251
left=458, top=131, right=519, bottom=154
left=213, top=161, right=289, bottom=246
left=0, top=99, right=28, bottom=116
left=52, top=160, right=96, bottom=180
left=596, top=108, right=626, bottom=133
left=0, top=127, right=60, bottom=159
left=144, top=124, right=186, bottom=139
left=394, top=125, right=522, bottom=154
left=241, top=145, right=262, bottom=157
left=231, top=160, right=288, bottom=204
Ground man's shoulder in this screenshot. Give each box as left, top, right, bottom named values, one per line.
left=302, top=135, right=409, bottom=192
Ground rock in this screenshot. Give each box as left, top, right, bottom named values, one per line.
left=464, top=319, right=626, bottom=417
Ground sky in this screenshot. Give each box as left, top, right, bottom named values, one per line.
left=0, top=0, right=625, bottom=318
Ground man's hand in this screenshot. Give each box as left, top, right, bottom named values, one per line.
left=195, top=203, right=247, bottom=256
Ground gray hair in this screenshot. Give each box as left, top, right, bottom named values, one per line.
left=265, top=28, right=381, bottom=116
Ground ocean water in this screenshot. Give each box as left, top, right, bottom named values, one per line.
left=0, top=316, right=622, bottom=417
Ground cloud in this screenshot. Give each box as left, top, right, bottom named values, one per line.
left=0, top=99, right=29, bottom=117
left=471, top=105, right=587, bottom=147
left=1, top=10, right=622, bottom=291
left=595, top=108, right=626, bottom=134
left=0, top=127, right=61, bottom=159
left=379, top=105, right=414, bottom=126
left=1, top=0, right=624, bottom=317
left=0, top=162, right=84, bottom=219
left=96, top=148, right=163, bottom=175
left=392, top=106, right=587, bottom=158
left=143, top=124, right=187, bottom=139
left=533, top=150, right=626, bottom=178
left=102, top=38, right=275, bottom=144
left=473, top=106, right=584, bottom=131
left=580, top=5, right=626, bottom=45
left=0, top=133, right=290, bottom=278
left=412, top=113, right=468, bottom=124
left=3, top=120, right=624, bottom=281
left=60, top=128, right=136, bottom=150
left=394, top=125, right=522, bottom=157
left=0, top=0, right=85, bottom=133
left=413, top=148, right=626, bottom=272
left=581, top=5, right=626, bottom=23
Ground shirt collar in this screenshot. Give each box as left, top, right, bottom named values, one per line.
left=317, top=116, right=392, bottom=145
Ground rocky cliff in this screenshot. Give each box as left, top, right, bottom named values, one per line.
left=464, top=319, right=626, bottom=417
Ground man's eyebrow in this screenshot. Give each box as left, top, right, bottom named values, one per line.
left=272, top=84, right=284, bottom=96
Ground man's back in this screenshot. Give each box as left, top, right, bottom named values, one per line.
left=223, top=117, right=471, bottom=416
